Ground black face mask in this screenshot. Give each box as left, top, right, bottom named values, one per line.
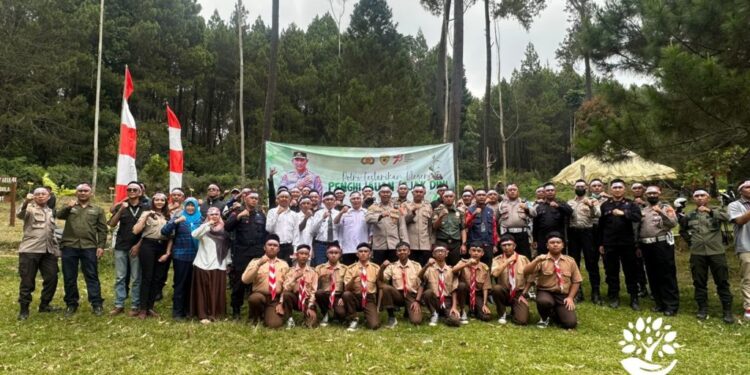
left=575, top=188, right=586, bottom=197
left=647, top=197, right=660, bottom=205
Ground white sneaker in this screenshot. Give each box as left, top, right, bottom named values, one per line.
left=320, top=313, right=329, bottom=327
left=498, top=313, right=508, bottom=325
left=286, top=317, right=295, bottom=329
left=536, top=317, right=549, bottom=329
left=528, top=290, right=537, bottom=301
left=386, top=317, right=398, bottom=329
left=744, top=309, right=750, bottom=321
left=460, top=311, right=469, bottom=325
left=429, top=312, right=439, bottom=326
left=347, top=319, right=359, bottom=332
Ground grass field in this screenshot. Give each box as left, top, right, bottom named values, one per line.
left=1, top=201, right=749, bottom=374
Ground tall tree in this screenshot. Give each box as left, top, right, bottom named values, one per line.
left=237, top=0, right=246, bottom=182
left=420, top=0, right=452, bottom=141
left=260, top=0, right=280, bottom=177
left=556, top=0, right=596, bottom=100
left=449, top=0, right=464, bottom=175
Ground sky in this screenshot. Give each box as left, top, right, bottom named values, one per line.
left=197, top=0, right=650, bottom=97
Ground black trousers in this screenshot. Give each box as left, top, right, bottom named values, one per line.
left=18, top=252, right=58, bottom=306
left=408, top=250, right=432, bottom=266
left=172, top=258, right=193, bottom=318
left=156, top=257, right=171, bottom=298
left=690, top=254, right=732, bottom=309
left=138, top=238, right=168, bottom=311
left=634, top=249, right=649, bottom=291
left=230, top=254, right=254, bottom=310
left=568, top=228, right=600, bottom=292
left=279, top=243, right=294, bottom=266
left=504, top=231, right=531, bottom=259
left=341, top=253, right=359, bottom=266
left=641, top=241, right=680, bottom=312
left=372, top=249, right=397, bottom=265
left=604, top=244, right=639, bottom=298
left=61, top=247, right=103, bottom=307
left=436, top=238, right=462, bottom=266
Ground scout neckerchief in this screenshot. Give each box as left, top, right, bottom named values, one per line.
left=297, top=267, right=307, bottom=311
left=328, top=264, right=337, bottom=309
left=469, top=264, right=478, bottom=310
left=437, top=266, right=447, bottom=309
left=400, top=262, right=409, bottom=298
left=268, top=259, right=277, bottom=300
left=360, top=265, right=368, bottom=308
left=552, top=257, right=564, bottom=292
left=508, top=253, right=518, bottom=299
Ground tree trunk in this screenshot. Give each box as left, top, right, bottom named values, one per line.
left=450, top=0, right=464, bottom=179
left=483, top=0, right=491, bottom=188
left=260, top=0, right=280, bottom=177
left=238, top=0, right=246, bottom=183
left=436, top=0, right=451, bottom=141
left=584, top=53, right=592, bottom=100
left=91, top=0, right=104, bottom=193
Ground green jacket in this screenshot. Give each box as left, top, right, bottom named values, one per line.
left=679, top=206, right=728, bottom=256
left=57, top=202, right=108, bottom=249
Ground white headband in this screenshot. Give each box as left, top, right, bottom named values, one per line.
left=646, top=186, right=660, bottom=194
left=739, top=180, right=750, bottom=191
left=611, top=182, right=625, bottom=188
left=692, top=189, right=708, bottom=197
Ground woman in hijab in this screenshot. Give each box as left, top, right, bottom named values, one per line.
left=132, top=192, right=170, bottom=319
left=191, top=206, right=231, bottom=323
left=160, top=197, right=202, bottom=320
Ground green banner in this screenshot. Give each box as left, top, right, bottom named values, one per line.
left=266, top=142, right=455, bottom=201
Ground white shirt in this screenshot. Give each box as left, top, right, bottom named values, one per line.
left=311, top=207, right=340, bottom=242
left=191, top=223, right=230, bottom=271
left=294, top=211, right=314, bottom=248
left=265, top=206, right=298, bottom=244
left=339, top=207, right=369, bottom=254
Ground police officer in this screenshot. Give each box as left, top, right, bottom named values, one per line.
left=496, top=184, right=535, bottom=259
left=638, top=186, right=679, bottom=316
left=532, top=183, right=573, bottom=256
left=280, top=151, right=323, bottom=194
left=679, top=189, right=733, bottom=323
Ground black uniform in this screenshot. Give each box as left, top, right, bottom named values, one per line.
left=532, top=200, right=573, bottom=256
left=598, top=198, right=642, bottom=301
left=225, top=209, right=267, bottom=315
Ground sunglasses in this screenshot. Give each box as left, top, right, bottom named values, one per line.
left=126, top=188, right=139, bottom=192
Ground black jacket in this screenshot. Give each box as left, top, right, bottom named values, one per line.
left=597, top=198, right=642, bottom=247
left=225, top=209, right=267, bottom=259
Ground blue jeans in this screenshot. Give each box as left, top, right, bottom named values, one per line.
left=61, top=247, right=103, bottom=307
left=114, top=250, right=141, bottom=309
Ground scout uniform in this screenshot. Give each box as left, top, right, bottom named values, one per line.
left=497, top=199, right=536, bottom=258
left=491, top=253, right=531, bottom=325
left=242, top=257, right=290, bottom=328
left=281, top=264, right=319, bottom=327
left=421, top=262, right=460, bottom=326
left=342, top=261, right=381, bottom=329
left=531, top=254, right=582, bottom=329
left=639, top=203, right=679, bottom=314
left=680, top=204, right=733, bottom=319
left=432, top=204, right=466, bottom=266
left=380, top=259, right=423, bottom=325
left=365, top=202, right=408, bottom=264
left=404, top=201, right=434, bottom=265
left=315, top=261, right=347, bottom=321
left=455, top=260, right=492, bottom=321
left=17, top=202, right=59, bottom=315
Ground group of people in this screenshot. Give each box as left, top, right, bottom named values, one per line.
left=15, top=175, right=750, bottom=329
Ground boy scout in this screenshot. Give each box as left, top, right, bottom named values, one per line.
left=679, top=189, right=734, bottom=323
left=524, top=232, right=582, bottom=329
left=242, top=235, right=290, bottom=328
left=378, top=242, right=423, bottom=327
left=280, top=245, right=319, bottom=328
left=315, top=243, right=347, bottom=326
left=419, top=246, right=461, bottom=327
left=453, top=244, right=492, bottom=323
left=342, top=243, right=381, bottom=331
left=491, top=235, right=531, bottom=325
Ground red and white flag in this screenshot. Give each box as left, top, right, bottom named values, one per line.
left=166, top=105, right=183, bottom=191
left=114, top=66, right=137, bottom=202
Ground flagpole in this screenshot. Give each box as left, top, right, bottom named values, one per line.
left=237, top=0, right=245, bottom=183
left=92, top=0, right=104, bottom=193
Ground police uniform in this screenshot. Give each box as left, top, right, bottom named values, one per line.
left=404, top=201, right=434, bottom=265
left=567, top=196, right=602, bottom=301
left=280, top=152, right=323, bottom=193
left=639, top=202, right=679, bottom=314
left=497, top=199, right=536, bottom=259
left=365, top=202, right=408, bottom=264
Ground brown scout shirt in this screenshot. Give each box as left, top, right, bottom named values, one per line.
left=491, top=253, right=530, bottom=290
left=404, top=202, right=434, bottom=250
left=315, top=262, right=346, bottom=293
left=283, top=265, right=319, bottom=304
left=383, top=260, right=422, bottom=293
left=532, top=254, right=582, bottom=295
left=242, top=257, right=290, bottom=294
left=344, top=262, right=380, bottom=294
left=422, top=263, right=459, bottom=296
left=456, top=260, right=491, bottom=291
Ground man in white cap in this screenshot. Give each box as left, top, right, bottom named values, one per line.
left=680, top=189, right=733, bottom=323
left=638, top=185, right=679, bottom=315
left=728, top=180, right=750, bottom=321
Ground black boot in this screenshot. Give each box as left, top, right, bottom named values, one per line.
left=232, top=307, right=241, bottom=320
left=608, top=296, right=620, bottom=309
left=722, top=304, right=734, bottom=324
left=591, top=289, right=602, bottom=305
left=18, top=304, right=30, bottom=321
left=575, top=290, right=584, bottom=303
left=696, top=305, right=708, bottom=320
left=38, top=304, right=62, bottom=313
left=630, top=296, right=640, bottom=311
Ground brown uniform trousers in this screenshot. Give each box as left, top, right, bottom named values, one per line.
left=281, top=291, right=318, bottom=327
left=341, top=292, right=380, bottom=329
left=536, top=289, right=577, bottom=329
left=491, top=285, right=529, bottom=325
left=422, top=290, right=460, bottom=326
left=314, top=291, right=346, bottom=321
left=455, top=282, right=492, bottom=321
left=248, top=292, right=285, bottom=329
left=379, top=285, right=423, bottom=325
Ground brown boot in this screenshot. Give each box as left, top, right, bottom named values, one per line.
left=109, top=307, right=125, bottom=316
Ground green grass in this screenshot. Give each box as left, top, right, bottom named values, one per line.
left=0, top=202, right=749, bottom=374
